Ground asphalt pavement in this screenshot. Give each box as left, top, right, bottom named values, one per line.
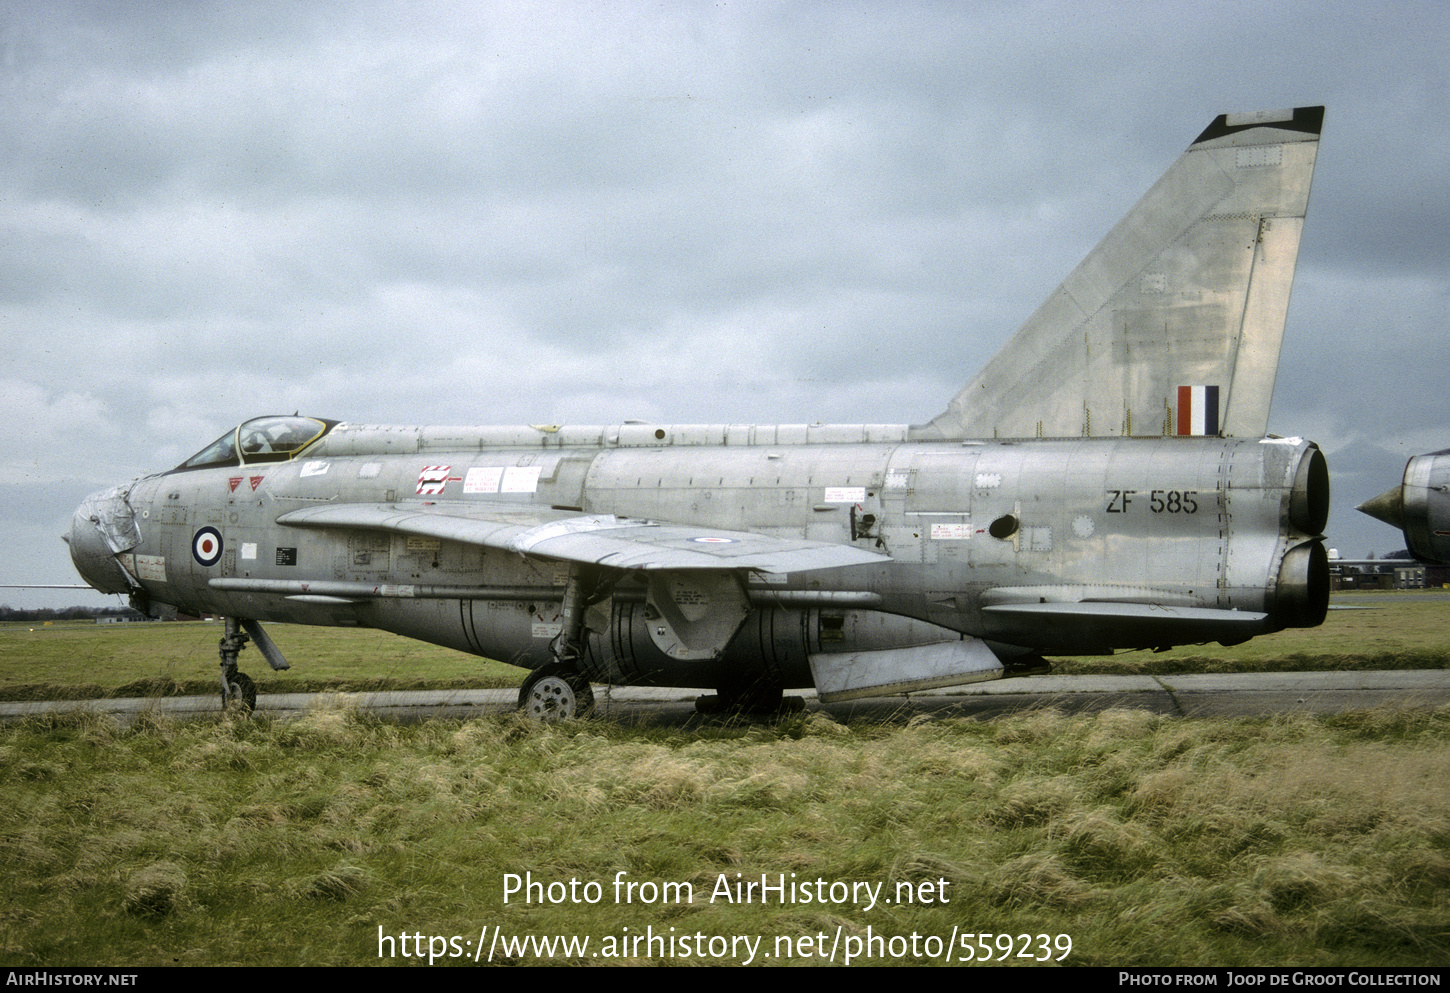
left=3, top=669, right=1446, bottom=726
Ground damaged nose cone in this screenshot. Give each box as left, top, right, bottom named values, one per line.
left=69, top=506, right=133, bottom=594
left=69, top=485, right=141, bottom=594
left=1357, top=486, right=1405, bottom=530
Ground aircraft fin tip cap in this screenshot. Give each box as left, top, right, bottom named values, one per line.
left=1193, top=105, right=1325, bottom=146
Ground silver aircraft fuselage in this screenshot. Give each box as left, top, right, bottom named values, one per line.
left=71, top=419, right=1328, bottom=695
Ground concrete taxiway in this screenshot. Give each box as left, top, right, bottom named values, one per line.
left=3, top=669, right=1446, bottom=727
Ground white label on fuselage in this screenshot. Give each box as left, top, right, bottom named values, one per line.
left=464, top=467, right=503, bottom=494
left=823, top=486, right=866, bottom=503
left=241, top=543, right=257, bottom=560
left=301, top=461, right=329, bottom=477
left=501, top=466, right=542, bottom=493
left=930, top=523, right=973, bottom=540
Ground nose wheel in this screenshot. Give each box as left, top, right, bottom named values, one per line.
left=223, top=671, right=257, bottom=713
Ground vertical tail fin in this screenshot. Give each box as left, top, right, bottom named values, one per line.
left=917, top=106, right=1323, bottom=440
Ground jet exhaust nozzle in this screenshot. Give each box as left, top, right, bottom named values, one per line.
left=1273, top=539, right=1329, bottom=629
left=1290, top=446, right=1330, bottom=536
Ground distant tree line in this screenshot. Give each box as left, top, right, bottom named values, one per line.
left=0, top=605, right=145, bottom=622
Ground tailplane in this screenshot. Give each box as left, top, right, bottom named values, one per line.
left=917, top=106, right=1323, bottom=440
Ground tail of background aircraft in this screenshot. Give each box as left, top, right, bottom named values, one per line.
left=916, top=106, right=1323, bottom=441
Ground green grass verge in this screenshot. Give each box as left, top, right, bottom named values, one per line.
left=0, top=621, right=524, bottom=701
left=2, top=593, right=1446, bottom=701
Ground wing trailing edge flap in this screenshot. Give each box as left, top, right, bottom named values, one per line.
left=808, top=638, right=1003, bottom=703
left=275, top=503, right=890, bottom=574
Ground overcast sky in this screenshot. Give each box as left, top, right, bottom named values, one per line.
left=3, top=0, right=1447, bottom=608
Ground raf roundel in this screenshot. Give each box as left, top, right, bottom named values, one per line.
left=192, top=526, right=224, bottom=567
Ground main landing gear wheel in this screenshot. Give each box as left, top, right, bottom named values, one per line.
left=518, top=664, right=595, bottom=721
left=223, top=671, right=257, bottom=714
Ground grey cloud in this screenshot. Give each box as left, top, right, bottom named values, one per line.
left=3, top=1, right=1448, bottom=606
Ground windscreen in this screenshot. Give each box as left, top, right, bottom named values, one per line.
left=175, top=416, right=336, bottom=470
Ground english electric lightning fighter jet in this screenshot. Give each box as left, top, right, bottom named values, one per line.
left=1359, top=451, right=1450, bottom=564
left=69, top=106, right=1329, bottom=718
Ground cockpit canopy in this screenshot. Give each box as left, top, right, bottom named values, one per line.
left=175, top=415, right=338, bottom=471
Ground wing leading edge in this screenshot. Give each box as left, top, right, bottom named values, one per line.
left=275, top=503, right=890, bottom=574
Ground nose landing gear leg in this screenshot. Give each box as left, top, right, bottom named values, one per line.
left=218, top=617, right=257, bottom=714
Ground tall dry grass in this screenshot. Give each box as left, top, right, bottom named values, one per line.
left=1, top=702, right=1446, bottom=966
